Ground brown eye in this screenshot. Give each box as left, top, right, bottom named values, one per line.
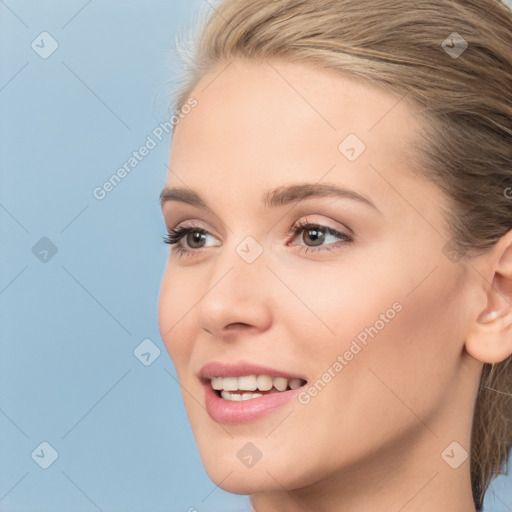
left=288, top=221, right=352, bottom=253
left=186, top=231, right=207, bottom=249
left=163, top=225, right=221, bottom=257
left=301, top=227, right=326, bottom=247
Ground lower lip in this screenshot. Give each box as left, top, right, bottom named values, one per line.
left=203, top=381, right=304, bottom=424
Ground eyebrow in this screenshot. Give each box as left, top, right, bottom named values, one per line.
left=160, top=182, right=380, bottom=213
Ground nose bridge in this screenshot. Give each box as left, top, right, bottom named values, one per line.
left=213, top=228, right=269, bottom=292
left=195, top=233, right=272, bottom=336
left=215, top=232, right=268, bottom=303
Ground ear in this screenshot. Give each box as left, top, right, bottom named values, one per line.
left=465, top=229, right=512, bottom=364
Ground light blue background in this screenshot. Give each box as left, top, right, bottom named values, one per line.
left=1, top=1, right=510, bottom=511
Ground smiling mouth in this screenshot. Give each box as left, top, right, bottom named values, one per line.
left=208, top=374, right=308, bottom=401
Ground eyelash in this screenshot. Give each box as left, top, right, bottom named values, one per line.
left=163, top=219, right=353, bottom=259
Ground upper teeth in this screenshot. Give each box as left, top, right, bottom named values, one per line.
left=211, top=375, right=304, bottom=392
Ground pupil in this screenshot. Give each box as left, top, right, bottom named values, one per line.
left=306, top=228, right=324, bottom=246
left=189, top=232, right=205, bottom=248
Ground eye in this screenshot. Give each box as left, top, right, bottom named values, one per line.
left=163, top=224, right=220, bottom=258
left=162, top=217, right=354, bottom=258
left=286, top=218, right=353, bottom=255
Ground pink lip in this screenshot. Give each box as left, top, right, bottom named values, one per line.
left=198, top=361, right=307, bottom=381
left=202, top=381, right=305, bottom=424
left=198, top=361, right=308, bottom=424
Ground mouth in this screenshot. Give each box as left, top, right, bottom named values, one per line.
left=205, top=374, right=307, bottom=401
left=198, top=361, right=308, bottom=423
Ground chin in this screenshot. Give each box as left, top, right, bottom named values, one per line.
left=210, top=474, right=272, bottom=495
left=203, top=463, right=293, bottom=495
left=198, top=443, right=323, bottom=496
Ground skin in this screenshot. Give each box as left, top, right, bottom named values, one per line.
left=158, top=58, right=512, bottom=512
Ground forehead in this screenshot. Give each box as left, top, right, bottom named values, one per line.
left=172, top=58, right=419, bottom=159
left=167, top=58, right=441, bottom=221
left=174, top=58, right=419, bottom=138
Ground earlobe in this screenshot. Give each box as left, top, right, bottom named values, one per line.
left=466, top=308, right=512, bottom=364
left=465, top=230, right=512, bottom=364
left=477, top=310, right=500, bottom=323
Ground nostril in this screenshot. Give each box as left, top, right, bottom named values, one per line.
left=226, top=322, right=253, bottom=331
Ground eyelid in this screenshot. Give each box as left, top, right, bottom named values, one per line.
left=166, top=215, right=349, bottom=242
left=285, top=219, right=353, bottom=250
left=284, top=214, right=352, bottom=239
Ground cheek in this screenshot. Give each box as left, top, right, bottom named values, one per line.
left=319, top=259, right=466, bottom=435
left=158, top=266, right=194, bottom=366
left=269, top=264, right=466, bottom=485
left=273, top=257, right=402, bottom=351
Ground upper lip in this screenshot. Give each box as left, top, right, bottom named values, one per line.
left=198, top=361, right=308, bottom=382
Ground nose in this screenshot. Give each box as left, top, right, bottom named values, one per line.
left=195, top=249, right=273, bottom=340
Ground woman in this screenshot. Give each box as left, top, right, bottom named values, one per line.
left=158, top=1, right=512, bottom=510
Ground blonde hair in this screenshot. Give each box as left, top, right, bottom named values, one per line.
left=169, top=0, right=512, bottom=508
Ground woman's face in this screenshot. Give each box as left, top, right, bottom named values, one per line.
left=158, top=59, right=480, bottom=495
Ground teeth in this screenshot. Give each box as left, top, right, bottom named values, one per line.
left=211, top=374, right=306, bottom=395
left=222, top=377, right=238, bottom=391
left=256, top=375, right=273, bottom=391
left=273, top=377, right=288, bottom=391
left=289, top=378, right=303, bottom=390
left=238, top=375, right=257, bottom=391
left=221, top=391, right=264, bottom=401
left=211, top=377, right=223, bottom=390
